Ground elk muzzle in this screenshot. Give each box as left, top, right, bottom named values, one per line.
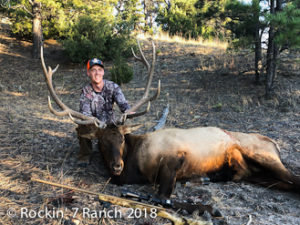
left=110, top=159, right=124, bottom=176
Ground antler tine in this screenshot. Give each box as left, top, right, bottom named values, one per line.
left=126, top=102, right=151, bottom=119
left=52, top=64, right=59, bottom=73
left=41, top=46, right=66, bottom=112
left=41, top=47, right=105, bottom=127
left=118, top=102, right=151, bottom=124
left=68, top=113, right=107, bottom=128
left=124, top=41, right=160, bottom=116
left=48, top=96, right=69, bottom=116
left=131, top=40, right=150, bottom=72
left=149, top=79, right=161, bottom=101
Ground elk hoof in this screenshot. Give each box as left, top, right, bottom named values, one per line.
left=212, top=208, right=222, bottom=217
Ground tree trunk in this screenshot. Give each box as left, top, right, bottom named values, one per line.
left=143, top=0, right=154, bottom=31
left=265, top=0, right=275, bottom=98
left=265, top=0, right=282, bottom=97
left=143, top=0, right=148, bottom=30
left=253, top=0, right=262, bottom=84
left=266, top=28, right=275, bottom=97
left=32, top=1, right=43, bottom=59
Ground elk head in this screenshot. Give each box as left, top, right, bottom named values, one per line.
left=41, top=40, right=160, bottom=176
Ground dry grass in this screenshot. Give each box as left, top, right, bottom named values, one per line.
left=137, top=31, right=228, bottom=50
left=1, top=15, right=300, bottom=225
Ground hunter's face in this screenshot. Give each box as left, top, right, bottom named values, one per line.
left=87, top=65, right=104, bottom=85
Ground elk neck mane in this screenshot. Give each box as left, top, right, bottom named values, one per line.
left=124, top=133, right=147, bottom=157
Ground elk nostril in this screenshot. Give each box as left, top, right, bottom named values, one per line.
left=113, top=163, right=122, bottom=171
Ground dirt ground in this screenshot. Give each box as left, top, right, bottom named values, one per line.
left=0, top=15, right=300, bottom=225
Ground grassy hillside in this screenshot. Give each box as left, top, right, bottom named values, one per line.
left=1, top=14, right=300, bottom=225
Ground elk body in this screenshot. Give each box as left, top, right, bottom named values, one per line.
left=80, top=125, right=300, bottom=198
left=41, top=42, right=300, bottom=199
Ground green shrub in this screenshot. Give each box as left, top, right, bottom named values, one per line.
left=10, top=9, right=32, bottom=40
left=62, top=15, right=136, bottom=64
left=62, top=16, right=110, bottom=63
left=110, top=56, right=133, bottom=85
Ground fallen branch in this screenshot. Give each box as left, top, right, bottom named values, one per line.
left=31, top=177, right=212, bottom=225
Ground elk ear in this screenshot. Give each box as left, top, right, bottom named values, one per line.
left=120, top=124, right=143, bottom=134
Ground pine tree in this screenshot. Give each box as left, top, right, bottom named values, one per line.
left=3, top=0, right=141, bottom=61
left=156, top=0, right=199, bottom=38
left=2, top=0, right=44, bottom=58
left=265, top=0, right=300, bottom=97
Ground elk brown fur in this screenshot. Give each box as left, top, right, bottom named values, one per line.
left=81, top=125, right=300, bottom=198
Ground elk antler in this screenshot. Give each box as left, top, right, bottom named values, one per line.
left=119, top=40, right=160, bottom=123
left=40, top=47, right=106, bottom=128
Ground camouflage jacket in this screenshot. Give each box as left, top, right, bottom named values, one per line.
left=79, top=80, right=130, bottom=123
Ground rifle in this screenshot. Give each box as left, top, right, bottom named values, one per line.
left=31, top=177, right=213, bottom=225
left=121, top=189, right=222, bottom=217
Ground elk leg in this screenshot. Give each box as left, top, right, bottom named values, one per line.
left=77, top=137, right=93, bottom=160
left=76, top=125, right=96, bottom=160
left=157, top=156, right=185, bottom=198
left=245, top=158, right=300, bottom=192
left=227, top=145, right=251, bottom=181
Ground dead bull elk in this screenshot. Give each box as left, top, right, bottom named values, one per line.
left=97, top=126, right=300, bottom=198
left=41, top=43, right=300, bottom=200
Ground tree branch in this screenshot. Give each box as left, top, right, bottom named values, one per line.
left=10, top=4, right=33, bottom=17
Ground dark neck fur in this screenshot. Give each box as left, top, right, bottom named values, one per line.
left=118, top=133, right=147, bottom=184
